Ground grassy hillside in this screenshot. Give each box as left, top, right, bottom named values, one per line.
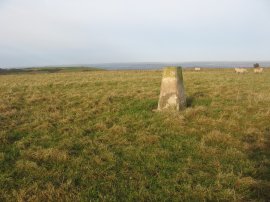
left=0, top=68, right=269, bottom=201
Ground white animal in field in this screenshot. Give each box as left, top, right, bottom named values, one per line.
left=235, top=68, right=248, bottom=73
left=195, top=67, right=201, bottom=71
left=254, top=68, right=263, bottom=73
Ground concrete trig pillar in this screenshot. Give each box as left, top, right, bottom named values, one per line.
left=157, top=66, right=186, bottom=111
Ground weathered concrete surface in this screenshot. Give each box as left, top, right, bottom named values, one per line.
left=157, top=66, right=186, bottom=111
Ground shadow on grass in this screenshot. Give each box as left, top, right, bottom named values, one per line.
left=186, top=96, right=194, bottom=107
left=186, top=91, right=211, bottom=108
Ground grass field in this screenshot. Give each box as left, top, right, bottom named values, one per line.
left=0, top=68, right=269, bottom=201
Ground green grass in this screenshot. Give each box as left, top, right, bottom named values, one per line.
left=0, top=68, right=269, bottom=201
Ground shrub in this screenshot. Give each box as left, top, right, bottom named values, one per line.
left=253, top=63, right=260, bottom=68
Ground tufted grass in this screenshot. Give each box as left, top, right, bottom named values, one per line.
left=0, top=68, right=270, bottom=201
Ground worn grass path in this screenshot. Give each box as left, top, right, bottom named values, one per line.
left=0, top=69, right=269, bottom=201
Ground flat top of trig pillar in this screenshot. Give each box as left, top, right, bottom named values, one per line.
left=163, top=66, right=183, bottom=78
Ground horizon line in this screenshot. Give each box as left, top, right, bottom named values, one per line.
left=2, top=60, right=270, bottom=69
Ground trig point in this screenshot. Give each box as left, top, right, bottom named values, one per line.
left=157, top=66, right=186, bottom=111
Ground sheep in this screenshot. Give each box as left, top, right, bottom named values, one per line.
left=235, top=68, right=248, bottom=74
left=194, top=67, right=201, bottom=71
left=254, top=68, right=263, bottom=73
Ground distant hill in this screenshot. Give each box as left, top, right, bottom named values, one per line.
left=1, top=62, right=270, bottom=71
left=0, top=66, right=104, bottom=75
left=89, top=61, right=270, bottom=70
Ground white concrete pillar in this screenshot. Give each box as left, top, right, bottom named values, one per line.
left=157, top=66, right=186, bottom=111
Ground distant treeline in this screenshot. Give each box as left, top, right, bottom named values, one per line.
left=0, top=67, right=104, bottom=75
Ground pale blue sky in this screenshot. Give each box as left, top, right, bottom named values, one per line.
left=0, top=0, right=269, bottom=67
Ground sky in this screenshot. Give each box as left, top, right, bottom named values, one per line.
left=0, top=0, right=269, bottom=68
